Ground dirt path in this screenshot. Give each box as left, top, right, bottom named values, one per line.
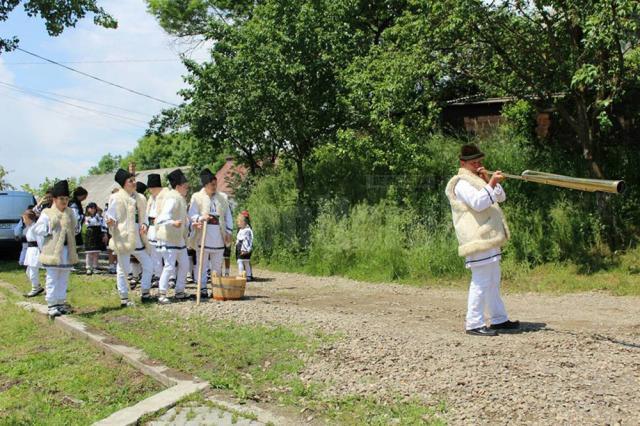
left=171, top=268, right=640, bottom=425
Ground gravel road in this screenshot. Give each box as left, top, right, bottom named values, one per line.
left=169, top=268, right=640, bottom=425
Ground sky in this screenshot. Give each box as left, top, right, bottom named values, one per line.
left=0, top=1, right=208, bottom=190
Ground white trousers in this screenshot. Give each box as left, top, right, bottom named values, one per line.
left=45, top=267, right=70, bottom=306
left=237, top=259, right=252, bottom=278
left=198, top=249, right=224, bottom=290
left=159, top=249, right=189, bottom=294
left=85, top=252, right=99, bottom=269
left=117, top=250, right=152, bottom=298
left=26, top=266, right=40, bottom=289
left=150, top=247, right=163, bottom=277
left=466, top=261, right=508, bottom=330
left=18, top=244, right=27, bottom=265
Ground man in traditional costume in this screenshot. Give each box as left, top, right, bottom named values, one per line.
left=145, top=173, right=165, bottom=284
left=32, top=180, right=78, bottom=317
left=155, top=169, right=191, bottom=304
left=445, top=144, right=520, bottom=336
left=188, top=169, right=233, bottom=299
left=105, top=169, right=153, bottom=306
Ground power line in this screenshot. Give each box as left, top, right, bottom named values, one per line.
left=0, top=83, right=149, bottom=128
left=15, top=47, right=180, bottom=107
left=5, top=59, right=184, bottom=65
left=0, top=88, right=143, bottom=136
left=0, top=80, right=152, bottom=117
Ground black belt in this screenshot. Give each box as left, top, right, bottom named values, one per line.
left=206, top=216, right=219, bottom=225
left=21, top=236, right=27, bottom=243
left=27, top=241, right=38, bottom=248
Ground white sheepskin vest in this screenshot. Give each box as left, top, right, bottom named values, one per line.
left=188, top=188, right=229, bottom=248
left=108, top=189, right=150, bottom=254
left=39, top=207, right=79, bottom=265
left=155, top=189, right=188, bottom=244
left=445, top=168, right=510, bottom=257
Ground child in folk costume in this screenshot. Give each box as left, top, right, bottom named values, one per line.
left=145, top=174, right=165, bottom=284
left=84, top=202, right=105, bottom=275
left=236, top=211, right=254, bottom=281
left=105, top=169, right=153, bottom=307
left=13, top=217, right=28, bottom=266
left=189, top=168, right=233, bottom=299
left=155, top=169, right=191, bottom=304
left=22, top=209, right=44, bottom=297
left=32, top=180, right=79, bottom=317
left=68, top=186, right=88, bottom=247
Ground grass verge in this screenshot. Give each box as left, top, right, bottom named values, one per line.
left=0, top=260, right=447, bottom=424
left=0, top=287, right=162, bottom=425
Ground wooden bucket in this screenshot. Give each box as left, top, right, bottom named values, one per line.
left=211, top=272, right=247, bottom=301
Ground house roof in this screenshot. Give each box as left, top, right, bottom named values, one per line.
left=80, top=159, right=249, bottom=209
left=80, top=166, right=190, bottom=209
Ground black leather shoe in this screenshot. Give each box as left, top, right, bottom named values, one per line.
left=490, top=320, right=520, bottom=330
left=466, top=326, right=498, bottom=336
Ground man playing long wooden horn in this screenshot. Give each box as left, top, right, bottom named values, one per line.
left=445, top=144, right=520, bottom=336
left=189, top=168, right=233, bottom=300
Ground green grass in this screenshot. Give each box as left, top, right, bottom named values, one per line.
left=259, top=248, right=640, bottom=297
left=0, top=261, right=446, bottom=424
left=0, top=288, right=162, bottom=425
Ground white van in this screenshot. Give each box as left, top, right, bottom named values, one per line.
left=0, top=191, right=37, bottom=255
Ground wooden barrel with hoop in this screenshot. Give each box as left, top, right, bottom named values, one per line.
left=212, top=272, right=247, bottom=301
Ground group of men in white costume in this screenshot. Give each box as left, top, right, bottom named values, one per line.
left=446, top=144, right=520, bottom=336
left=102, top=167, right=233, bottom=305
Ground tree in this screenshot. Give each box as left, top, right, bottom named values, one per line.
left=121, top=132, right=215, bottom=170
left=88, top=153, right=122, bottom=175
left=0, top=1, right=117, bottom=54
left=420, top=0, right=640, bottom=179
left=150, top=1, right=350, bottom=195
left=0, top=165, right=15, bottom=190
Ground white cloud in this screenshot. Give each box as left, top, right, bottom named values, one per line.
left=0, top=0, right=209, bottom=191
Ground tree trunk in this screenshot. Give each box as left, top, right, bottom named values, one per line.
left=295, top=158, right=305, bottom=196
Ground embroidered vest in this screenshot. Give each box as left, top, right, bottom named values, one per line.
left=155, top=189, right=188, bottom=244
left=39, top=207, right=79, bottom=266
left=188, top=188, right=229, bottom=248
left=108, top=189, right=149, bottom=254
left=445, top=168, right=510, bottom=257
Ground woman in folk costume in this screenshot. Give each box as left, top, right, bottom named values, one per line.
left=68, top=186, right=88, bottom=247
left=105, top=169, right=153, bottom=307
left=145, top=173, right=165, bottom=283
left=84, top=202, right=105, bottom=275
left=188, top=168, right=233, bottom=299
left=22, top=209, right=44, bottom=297
left=445, top=144, right=519, bottom=336
left=236, top=211, right=254, bottom=281
left=32, top=180, right=79, bottom=318
left=155, top=169, right=191, bottom=304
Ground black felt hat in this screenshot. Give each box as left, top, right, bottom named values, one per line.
left=459, top=144, right=485, bottom=161
left=147, top=173, right=161, bottom=188
left=52, top=180, right=70, bottom=197
left=136, top=181, right=148, bottom=194
left=114, top=168, right=133, bottom=188
left=167, top=169, right=188, bottom=188
left=199, top=168, right=216, bottom=186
